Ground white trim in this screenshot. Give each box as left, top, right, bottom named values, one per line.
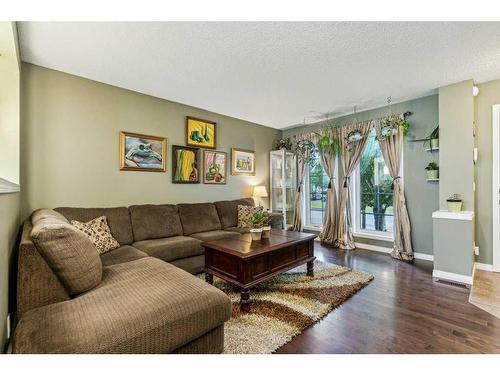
left=354, top=242, right=392, bottom=253
left=493, top=104, right=500, bottom=272
left=432, top=210, right=474, bottom=221
left=353, top=230, right=393, bottom=241
left=0, top=178, right=20, bottom=194
left=474, top=262, right=495, bottom=272
left=432, top=269, right=473, bottom=286
left=414, top=252, right=434, bottom=261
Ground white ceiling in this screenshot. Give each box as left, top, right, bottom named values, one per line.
left=17, top=22, right=500, bottom=129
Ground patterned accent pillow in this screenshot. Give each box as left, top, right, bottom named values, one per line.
left=237, top=205, right=264, bottom=228
left=71, top=216, right=120, bottom=254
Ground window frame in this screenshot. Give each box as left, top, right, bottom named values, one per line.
left=351, top=131, right=403, bottom=241
left=303, top=155, right=338, bottom=230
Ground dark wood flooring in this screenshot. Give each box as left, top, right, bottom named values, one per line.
left=275, top=243, right=500, bottom=354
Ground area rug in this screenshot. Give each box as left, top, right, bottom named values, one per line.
left=203, top=260, right=373, bottom=354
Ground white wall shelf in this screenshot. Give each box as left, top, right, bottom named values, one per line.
left=426, top=147, right=439, bottom=152
left=427, top=178, right=440, bottom=182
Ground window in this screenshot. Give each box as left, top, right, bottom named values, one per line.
left=304, top=153, right=332, bottom=228
left=352, top=130, right=395, bottom=239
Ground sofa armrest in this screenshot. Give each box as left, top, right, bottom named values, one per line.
left=269, top=212, right=285, bottom=229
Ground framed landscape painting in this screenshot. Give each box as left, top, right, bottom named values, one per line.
left=231, top=148, right=255, bottom=176
left=203, top=150, right=227, bottom=184
left=119, top=131, right=166, bottom=172
left=186, top=116, right=216, bottom=149
left=172, top=145, right=200, bottom=183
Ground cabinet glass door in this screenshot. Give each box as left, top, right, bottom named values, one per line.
left=284, top=151, right=296, bottom=226
left=271, top=152, right=283, bottom=212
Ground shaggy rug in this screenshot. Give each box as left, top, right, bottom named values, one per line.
left=203, top=260, right=373, bottom=354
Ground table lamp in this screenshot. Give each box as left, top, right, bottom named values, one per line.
left=252, top=185, right=268, bottom=207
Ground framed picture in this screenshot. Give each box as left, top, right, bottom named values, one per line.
left=119, top=131, right=166, bottom=172
left=231, top=148, right=255, bottom=176
left=203, top=150, right=227, bottom=184
left=186, top=116, right=216, bottom=149
left=172, top=145, right=200, bottom=183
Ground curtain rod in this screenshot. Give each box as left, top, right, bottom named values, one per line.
left=292, top=111, right=412, bottom=139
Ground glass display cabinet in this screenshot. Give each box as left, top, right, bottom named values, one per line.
left=270, top=149, right=297, bottom=228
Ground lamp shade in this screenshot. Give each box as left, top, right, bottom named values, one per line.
left=252, top=185, right=268, bottom=198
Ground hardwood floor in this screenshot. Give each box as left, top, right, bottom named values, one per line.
left=275, top=243, right=500, bottom=354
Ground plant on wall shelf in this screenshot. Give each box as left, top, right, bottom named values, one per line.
left=423, top=125, right=439, bottom=150
left=425, top=162, right=439, bottom=180
left=446, top=193, right=462, bottom=212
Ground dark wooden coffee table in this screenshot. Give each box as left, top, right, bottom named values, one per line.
left=202, top=229, right=317, bottom=305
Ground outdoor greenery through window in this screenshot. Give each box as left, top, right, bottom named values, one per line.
left=356, top=130, right=394, bottom=234
left=306, top=153, right=329, bottom=227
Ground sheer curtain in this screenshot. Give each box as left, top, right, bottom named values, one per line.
left=335, top=122, right=373, bottom=249
left=375, top=118, right=414, bottom=261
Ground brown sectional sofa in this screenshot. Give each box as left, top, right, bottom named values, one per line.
left=14, top=198, right=283, bottom=354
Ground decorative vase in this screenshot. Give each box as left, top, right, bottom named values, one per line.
left=447, top=201, right=462, bottom=213
left=261, top=226, right=271, bottom=239
left=426, top=170, right=439, bottom=180
left=250, top=228, right=263, bottom=241
left=430, top=138, right=439, bottom=149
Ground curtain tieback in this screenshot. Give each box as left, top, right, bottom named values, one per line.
left=343, top=176, right=350, bottom=188
left=391, top=176, right=401, bottom=190
left=327, top=177, right=335, bottom=189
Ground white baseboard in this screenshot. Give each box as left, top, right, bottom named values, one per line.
left=354, top=242, right=391, bottom=253
left=474, top=262, right=494, bottom=272
left=355, top=242, right=434, bottom=262
left=414, top=252, right=434, bottom=262
left=432, top=269, right=473, bottom=286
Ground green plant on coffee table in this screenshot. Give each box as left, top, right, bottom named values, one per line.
left=247, top=211, right=266, bottom=229
left=425, top=162, right=439, bottom=171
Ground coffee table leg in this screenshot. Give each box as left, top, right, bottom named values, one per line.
left=307, top=260, right=314, bottom=277
left=240, top=288, right=250, bottom=306
left=205, top=272, right=213, bottom=285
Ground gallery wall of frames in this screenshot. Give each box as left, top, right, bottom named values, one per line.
left=119, top=116, right=256, bottom=185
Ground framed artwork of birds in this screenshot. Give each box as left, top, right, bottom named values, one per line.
left=119, top=131, right=166, bottom=172
left=186, top=116, right=216, bottom=149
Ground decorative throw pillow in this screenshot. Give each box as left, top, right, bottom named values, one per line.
left=237, top=205, right=264, bottom=228
left=31, top=211, right=103, bottom=295
left=71, top=216, right=120, bottom=254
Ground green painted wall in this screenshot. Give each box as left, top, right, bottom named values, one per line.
left=283, top=95, right=439, bottom=255
left=0, top=193, right=20, bottom=351
left=21, top=64, right=281, bottom=219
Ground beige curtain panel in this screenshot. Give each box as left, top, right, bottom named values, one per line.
left=291, top=137, right=310, bottom=232
left=335, top=122, right=373, bottom=249
left=375, top=118, right=414, bottom=261
left=319, top=137, right=338, bottom=245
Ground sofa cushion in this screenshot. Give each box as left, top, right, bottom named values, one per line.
left=214, top=198, right=255, bottom=229
left=170, top=255, right=204, bottom=275
left=71, top=216, right=120, bottom=254
left=190, top=230, right=240, bottom=242
left=178, top=203, right=221, bottom=235
left=224, top=226, right=250, bottom=234
left=100, top=245, right=149, bottom=267
left=55, top=207, right=133, bottom=245
left=133, top=236, right=203, bottom=262
left=31, top=208, right=69, bottom=224
left=13, top=257, right=231, bottom=354
left=30, top=210, right=103, bottom=296
left=129, top=204, right=183, bottom=241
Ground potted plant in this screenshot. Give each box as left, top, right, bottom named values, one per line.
left=261, top=211, right=272, bottom=239
left=274, top=137, right=292, bottom=150
left=424, top=125, right=439, bottom=150
left=248, top=211, right=265, bottom=241
left=425, top=162, right=439, bottom=179
left=447, top=194, right=462, bottom=212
